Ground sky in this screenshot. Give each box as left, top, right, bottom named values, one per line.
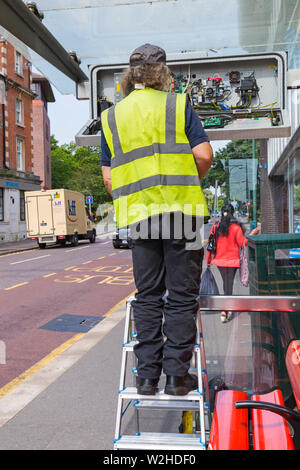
left=48, top=86, right=90, bottom=145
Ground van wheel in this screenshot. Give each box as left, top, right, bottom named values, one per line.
left=90, top=230, right=96, bottom=244
left=38, top=243, right=46, bottom=249
left=71, top=233, right=79, bottom=247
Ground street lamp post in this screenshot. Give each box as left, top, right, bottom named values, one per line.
left=252, top=139, right=257, bottom=227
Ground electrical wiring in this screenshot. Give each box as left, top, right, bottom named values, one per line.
left=166, top=68, right=281, bottom=129
left=251, top=99, right=278, bottom=110
left=183, top=65, right=191, bottom=93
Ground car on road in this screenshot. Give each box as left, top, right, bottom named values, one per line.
left=112, top=227, right=132, bottom=249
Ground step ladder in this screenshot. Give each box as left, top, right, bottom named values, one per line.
left=113, top=296, right=211, bottom=450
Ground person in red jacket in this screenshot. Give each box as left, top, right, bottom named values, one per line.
left=206, top=203, right=259, bottom=322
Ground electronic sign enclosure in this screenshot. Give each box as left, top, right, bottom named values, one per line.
left=75, top=52, right=290, bottom=146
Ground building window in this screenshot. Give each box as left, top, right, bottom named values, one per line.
left=15, top=51, right=22, bottom=76
left=16, top=98, right=23, bottom=125
left=16, top=138, right=25, bottom=171
left=20, top=190, right=25, bottom=221
left=0, top=189, right=3, bottom=221
left=294, top=178, right=300, bottom=233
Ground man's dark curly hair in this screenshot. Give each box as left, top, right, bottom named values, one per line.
left=121, top=55, right=171, bottom=97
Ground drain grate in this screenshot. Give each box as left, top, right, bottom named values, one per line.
left=40, top=314, right=103, bottom=333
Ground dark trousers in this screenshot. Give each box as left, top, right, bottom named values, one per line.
left=131, top=238, right=204, bottom=379
left=217, top=266, right=237, bottom=296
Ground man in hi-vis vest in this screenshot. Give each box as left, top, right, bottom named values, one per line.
left=101, top=44, right=213, bottom=396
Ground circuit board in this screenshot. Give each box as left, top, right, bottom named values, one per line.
left=168, top=68, right=281, bottom=130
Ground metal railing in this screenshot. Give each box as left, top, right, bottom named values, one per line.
left=199, top=295, right=300, bottom=313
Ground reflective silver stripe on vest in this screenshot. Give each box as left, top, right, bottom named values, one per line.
left=112, top=174, right=200, bottom=200
left=108, top=93, right=191, bottom=169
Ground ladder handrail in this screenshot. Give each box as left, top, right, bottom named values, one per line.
left=199, top=295, right=300, bottom=312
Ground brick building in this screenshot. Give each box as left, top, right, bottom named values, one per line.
left=0, top=30, right=41, bottom=242
left=32, top=73, right=55, bottom=190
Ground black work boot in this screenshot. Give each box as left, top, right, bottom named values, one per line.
left=136, top=377, right=159, bottom=395
left=164, top=373, right=198, bottom=396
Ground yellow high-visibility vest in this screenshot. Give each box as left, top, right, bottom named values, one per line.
left=101, top=87, right=208, bottom=228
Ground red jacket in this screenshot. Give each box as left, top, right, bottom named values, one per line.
left=206, top=223, right=248, bottom=267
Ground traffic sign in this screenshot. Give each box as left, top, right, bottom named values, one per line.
left=86, top=196, right=93, bottom=204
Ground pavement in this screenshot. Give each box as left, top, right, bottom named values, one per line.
left=0, top=238, right=37, bottom=256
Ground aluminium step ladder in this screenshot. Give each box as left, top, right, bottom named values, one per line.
left=113, top=296, right=211, bottom=450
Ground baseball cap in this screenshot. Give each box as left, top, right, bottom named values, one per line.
left=129, top=43, right=167, bottom=67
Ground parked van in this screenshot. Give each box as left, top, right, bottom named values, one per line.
left=25, top=189, right=96, bottom=249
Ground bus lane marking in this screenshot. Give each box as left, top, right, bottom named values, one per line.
left=5, top=282, right=29, bottom=291
left=52, top=262, right=134, bottom=287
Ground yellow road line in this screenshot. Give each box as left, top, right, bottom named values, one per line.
left=0, top=333, right=84, bottom=399
left=5, top=282, right=29, bottom=291
left=98, top=256, right=105, bottom=260
left=82, top=260, right=93, bottom=264
left=103, top=289, right=136, bottom=318
left=0, top=289, right=136, bottom=399
left=64, top=266, right=76, bottom=271
left=43, top=273, right=57, bottom=278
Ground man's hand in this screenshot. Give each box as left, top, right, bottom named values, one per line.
left=192, top=142, right=213, bottom=179
left=101, top=166, right=112, bottom=196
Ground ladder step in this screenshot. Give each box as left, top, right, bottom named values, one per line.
left=123, top=341, right=137, bottom=351
left=114, top=433, right=206, bottom=450
left=134, top=399, right=200, bottom=411
left=119, top=387, right=203, bottom=401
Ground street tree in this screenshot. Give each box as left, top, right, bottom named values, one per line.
left=51, top=136, right=112, bottom=212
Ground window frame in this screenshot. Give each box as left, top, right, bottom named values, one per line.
left=0, top=188, right=4, bottom=222
left=15, top=51, right=23, bottom=76
left=16, top=98, right=23, bottom=126
left=16, top=137, right=25, bottom=171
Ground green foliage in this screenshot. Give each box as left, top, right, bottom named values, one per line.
left=294, top=184, right=300, bottom=212
left=202, top=139, right=260, bottom=191
left=51, top=136, right=112, bottom=211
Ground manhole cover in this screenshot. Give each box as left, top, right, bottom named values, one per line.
left=40, top=314, right=103, bottom=333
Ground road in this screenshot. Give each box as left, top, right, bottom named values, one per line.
left=0, top=236, right=135, bottom=392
